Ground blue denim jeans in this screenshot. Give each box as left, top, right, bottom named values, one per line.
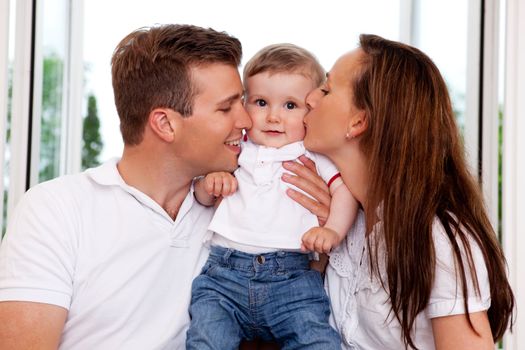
left=186, top=246, right=341, bottom=350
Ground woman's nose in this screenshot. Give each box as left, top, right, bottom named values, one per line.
left=306, top=89, right=318, bottom=110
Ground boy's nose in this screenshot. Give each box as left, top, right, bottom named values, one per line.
left=266, top=111, right=280, bottom=123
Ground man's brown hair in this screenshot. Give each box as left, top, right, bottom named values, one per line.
left=111, top=24, right=242, bottom=145
left=352, top=34, right=514, bottom=348
left=243, top=43, right=324, bottom=88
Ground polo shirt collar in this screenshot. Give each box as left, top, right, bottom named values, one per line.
left=86, top=158, right=197, bottom=224
left=85, top=158, right=125, bottom=187
left=243, top=140, right=306, bottom=162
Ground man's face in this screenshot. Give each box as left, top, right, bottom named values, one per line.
left=175, top=63, right=251, bottom=176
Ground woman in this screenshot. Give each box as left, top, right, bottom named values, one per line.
left=301, top=34, right=515, bottom=349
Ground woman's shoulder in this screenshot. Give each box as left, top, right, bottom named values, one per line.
left=427, top=215, right=491, bottom=318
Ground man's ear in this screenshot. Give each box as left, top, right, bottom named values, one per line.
left=148, top=108, right=181, bottom=142
left=347, top=110, right=368, bottom=138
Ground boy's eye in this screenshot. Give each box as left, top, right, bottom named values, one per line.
left=255, top=99, right=267, bottom=107
left=320, top=88, right=329, bottom=96
left=285, top=102, right=297, bottom=110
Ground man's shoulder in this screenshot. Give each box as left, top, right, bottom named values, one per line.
left=23, top=162, right=118, bottom=209
left=29, top=170, right=96, bottom=196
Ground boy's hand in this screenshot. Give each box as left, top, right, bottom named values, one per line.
left=203, top=172, right=238, bottom=197
left=301, top=227, right=341, bottom=254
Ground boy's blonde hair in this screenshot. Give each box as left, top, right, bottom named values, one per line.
left=243, top=43, right=325, bottom=87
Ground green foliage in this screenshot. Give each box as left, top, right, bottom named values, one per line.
left=39, top=54, right=64, bottom=182
left=38, top=54, right=104, bottom=178
left=82, top=94, right=103, bottom=169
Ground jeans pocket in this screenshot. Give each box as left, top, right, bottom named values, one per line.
left=308, top=269, right=325, bottom=290
left=200, top=261, right=219, bottom=276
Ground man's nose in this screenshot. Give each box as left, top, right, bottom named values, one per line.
left=236, top=104, right=252, bottom=129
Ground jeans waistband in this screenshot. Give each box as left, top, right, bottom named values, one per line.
left=209, top=245, right=310, bottom=272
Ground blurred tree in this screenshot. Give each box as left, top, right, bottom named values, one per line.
left=82, top=94, right=103, bottom=169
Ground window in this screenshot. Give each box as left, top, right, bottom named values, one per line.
left=36, top=0, right=69, bottom=183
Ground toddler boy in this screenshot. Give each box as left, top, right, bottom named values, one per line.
left=186, top=44, right=359, bottom=350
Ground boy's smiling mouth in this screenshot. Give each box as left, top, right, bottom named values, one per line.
left=263, top=130, right=284, bottom=135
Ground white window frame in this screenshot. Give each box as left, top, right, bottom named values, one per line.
left=64, top=0, right=84, bottom=176
left=502, top=0, right=525, bottom=348
left=481, top=0, right=501, bottom=230
left=0, top=0, right=11, bottom=232
left=7, top=0, right=34, bottom=223
left=465, top=0, right=482, bottom=178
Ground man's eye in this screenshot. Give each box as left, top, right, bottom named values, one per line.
left=285, top=102, right=297, bottom=110
left=255, top=99, right=266, bottom=107
left=219, top=107, right=232, bottom=112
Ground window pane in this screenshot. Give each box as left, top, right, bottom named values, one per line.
left=37, top=0, right=68, bottom=182
left=412, top=0, right=469, bottom=131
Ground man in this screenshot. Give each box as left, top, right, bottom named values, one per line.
left=0, top=24, right=251, bottom=349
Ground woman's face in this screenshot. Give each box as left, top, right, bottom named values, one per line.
left=304, top=48, right=369, bottom=204
left=303, top=49, right=364, bottom=158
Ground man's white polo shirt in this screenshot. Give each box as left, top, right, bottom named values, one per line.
left=0, top=159, right=213, bottom=349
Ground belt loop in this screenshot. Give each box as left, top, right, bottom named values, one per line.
left=276, top=252, right=285, bottom=273
left=222, top=248, right=233, bottom=266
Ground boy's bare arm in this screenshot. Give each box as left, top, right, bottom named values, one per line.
left=302, top=179, right=359, bottom=253
left=194, top=172, right=238, bottom=207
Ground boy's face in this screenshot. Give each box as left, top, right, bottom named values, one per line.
left=245, top=72, right=316, bottom=148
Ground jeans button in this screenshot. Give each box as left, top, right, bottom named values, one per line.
left=256, top=255, right=265, bottom=264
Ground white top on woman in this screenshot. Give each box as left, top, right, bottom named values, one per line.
left=325, top=211, right=491, bottom=349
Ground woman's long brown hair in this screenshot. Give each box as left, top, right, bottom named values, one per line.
left=353, top=34, right=514, bottom=349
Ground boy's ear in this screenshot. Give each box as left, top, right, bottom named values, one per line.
left=148, top=108, right=181, bottom=142
left=347, top=110, right=368, bottom=139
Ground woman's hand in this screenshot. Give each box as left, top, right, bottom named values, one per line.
left=281, top=155, right=331, bottom=226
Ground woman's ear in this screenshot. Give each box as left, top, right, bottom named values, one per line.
left=347, top=110, right=368, bottom=139
left=148, top=108, right=180, bottom=143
